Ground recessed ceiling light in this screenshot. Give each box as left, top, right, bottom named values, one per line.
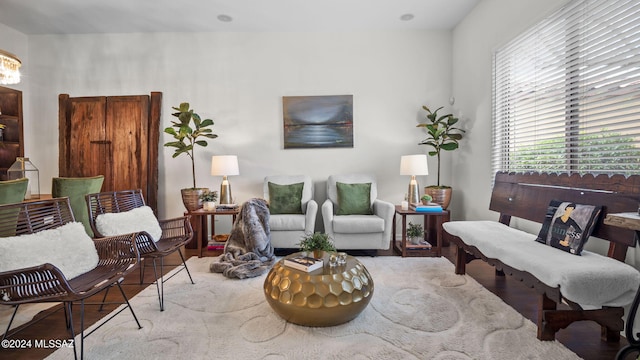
left=400, top=14, right=414, bottom=21
left=217, top=14, right=233, bottom=22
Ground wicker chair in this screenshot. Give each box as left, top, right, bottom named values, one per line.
left=0, top=197, right=141, bottom=360
left=86, top=189, right=194, bottom=311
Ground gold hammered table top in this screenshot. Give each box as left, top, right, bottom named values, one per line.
left=263, top=251, right=374, bottom=327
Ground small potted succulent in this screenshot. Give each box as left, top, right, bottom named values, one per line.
left=420, top=194, right=433, bottom=205
left=298, top=232, right=336, bottom=258
left=406, top=222, right=424, bottom=245
left=199, top=190, right=218, bottom=211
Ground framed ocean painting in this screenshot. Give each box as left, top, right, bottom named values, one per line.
left=282, top=95, right=353, bottom=149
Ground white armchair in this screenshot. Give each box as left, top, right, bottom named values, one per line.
left=322, top=174, right=395, bottom=250
left=263, top=175, right=318, bottom=248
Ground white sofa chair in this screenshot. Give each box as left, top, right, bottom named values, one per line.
left=322, top=174, right=395, bottom=250
left=263, top=175, right=318, bottom=248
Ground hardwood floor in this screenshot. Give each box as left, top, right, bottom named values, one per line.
left=1, top=246, right=628, bottom=359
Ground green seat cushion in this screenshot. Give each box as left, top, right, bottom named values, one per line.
left=0, top=178, right=28, bottom=205
left=268, top=182, right=304, bottom=214
left=336, top=182, right=373, bottom=215
left=52, top=176, right=104, bottom=237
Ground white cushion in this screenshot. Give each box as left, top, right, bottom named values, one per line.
left=332, top=215, right=385, bottom=233
left=269, top=214, right=306, bottom=231
left=0, top=222, right=99, bottom=280
left=443, top=221, right=640, bottom=308
left=96, top=206, right=162, bottom=242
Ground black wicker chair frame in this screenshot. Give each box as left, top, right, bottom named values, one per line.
left=0, top=197, right=141, bottom=360
left=86, top=189, right=194, bottom=311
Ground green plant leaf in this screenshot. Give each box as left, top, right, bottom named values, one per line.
left=163, top=141, right=184, bottom=148
left=441, top=143, right=459, bottom=151
left=178, top=102, right=190, bottom=112
left=200, top=119, right=214, bottom=127
left=194, top=140, right=208, bottom=147
left=437, top=114, right=450, bottom=122
left=178, top=111, right=190, bottom=123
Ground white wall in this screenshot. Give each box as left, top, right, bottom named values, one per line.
left=451, top=0, right=638, bottom=263
left=0, top=22, right=28, bottom=121
left=450, top=0, right=570, bottom=222
left=24, top=30, right=451, bottom=224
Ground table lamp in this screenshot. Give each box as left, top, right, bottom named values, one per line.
left=211, top=155, right=239, bottom=205
left=400, top=154, right=428, bottom=205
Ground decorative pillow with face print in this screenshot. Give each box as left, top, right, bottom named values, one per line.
left=535, top=200, right=602, bottom=255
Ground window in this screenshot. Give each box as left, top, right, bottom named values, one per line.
left=492, top=0, right=640, bottom=177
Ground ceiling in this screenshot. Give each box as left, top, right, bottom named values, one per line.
left=0, top=0, right=480, bottom=35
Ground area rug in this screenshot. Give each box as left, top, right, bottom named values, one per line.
left=47, top=256, right=580, bottom=359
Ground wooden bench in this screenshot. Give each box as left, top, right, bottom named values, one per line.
left=443, top=171, right=640, bottom=342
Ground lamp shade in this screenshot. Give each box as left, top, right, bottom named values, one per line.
left=211, top=155, right=239, bottom=176
left=400, top=155, right=429, bottom=176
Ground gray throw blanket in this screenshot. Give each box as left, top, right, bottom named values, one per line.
left=210, top=198, right=275, bottom=279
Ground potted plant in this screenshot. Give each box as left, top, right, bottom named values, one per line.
left=297, top=232, right=336, bottom=258
left=416, top=105, right=465, bottom=209
left=164, top=102, right=218, bottom=211
left=420, top=194, right=433, bottom=205
left=406, top=222, right=424, bottom=245
left=199, top=190, right=218, bottom=211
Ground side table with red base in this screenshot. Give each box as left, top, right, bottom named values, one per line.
left=392, top=205, right=450, bottom=257
left=185, top=208, right=239, bottom=257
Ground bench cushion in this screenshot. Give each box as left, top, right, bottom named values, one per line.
left=443, top=220, right=640, bottom=308
left=0, top=222, right=99, bottom=280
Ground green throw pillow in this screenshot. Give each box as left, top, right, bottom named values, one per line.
left=336, top=182, right=373, bottom=215
left=268, top=182, right=304, bottom=214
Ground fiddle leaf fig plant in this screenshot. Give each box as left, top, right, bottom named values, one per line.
left=417, top=105, right=465, bottom=187
left=164, top=102, right=218, bottom=189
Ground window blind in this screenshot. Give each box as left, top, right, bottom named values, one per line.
left=492, top=0, right=640, bottom=177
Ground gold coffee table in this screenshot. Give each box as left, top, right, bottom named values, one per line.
left=263, top=252, right=374, bottom=327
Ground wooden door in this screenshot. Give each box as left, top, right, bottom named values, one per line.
left=59, top=93, right=160, bottom=211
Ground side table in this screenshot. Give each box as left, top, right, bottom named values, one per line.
left=392, top=205, right=450, bottom=257
left=185, top=208, right=239, bottom=257
left=604, top=212, right=640, bottom=360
